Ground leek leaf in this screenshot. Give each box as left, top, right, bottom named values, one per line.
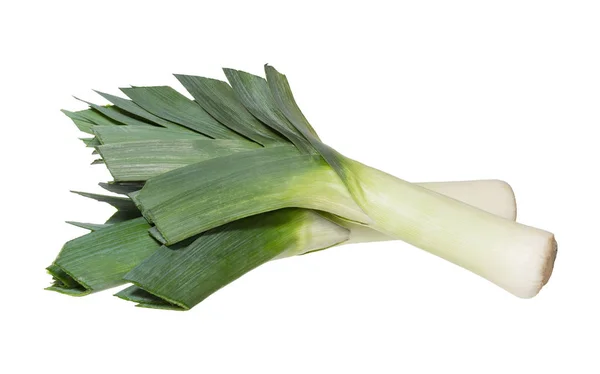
left=62, top=108, right=123, bottom=128
left=46, top=284, right=90, bottom=296
left=76, top=99, right=156, bottom=128
left=50, top=217, right=160, bottom=293
left=62, top=112, right=95, bottom=134
left=123, top=209, right=348, bottom=309
left=115, top=286, right=183, bottom=310
left=223, top=68, right=316, bottom=154
left=70, top=191, right=137, bottom=211
left=47, top=264, right=84, bottom=290
left=93, top=126, right=202, bottom=145
left=99, top=182, right=144, bottom=195
left=80, top=137, right=100, bottom=147
left=66, top=221, right=109, bottom=231
left=121, top=86, right=245, bottom=140
left=264, top=65, right=320, bottom=139
left=94, top=90, right=195, bottom=133
left=132, top=147, right=368, bottom=244
left=98, top=139, right=260, bottom=182
left=175, top=74, right=285, bottom=146
left=105, top=209, right=141, bottom=224
left=265, top=65, right=368, bottom=204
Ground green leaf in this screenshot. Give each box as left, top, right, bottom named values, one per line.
left=121, top=86, right=248, bottom=140
left=132, top=146, right=368, bottom=245
left=62, top=110, right=95, bottom=134
left=115, top=286, right=183, bottom=310
left=105, top=209, right=142, bottom=224
left=93, top=126, right=203, bottom=145
left=223, top=68, right=315, bottom=154
left=70, top=191, right=138, bottom=212
left=122, top=209, right=349, bottom=310
left=62, top=108, right=123, bottom=128
left=99, top=182, right=144, bottom=195
left=265, top=65, right=368, bottom=203
left=97, top=139, right=260, bottom=182
left=80, top=137, right=101, bottom=147
left=51, top=217, right=161, bottom=293
left=75, top=98, right=156, bottom=128
left=46, top=284, right=90, bottom=296
left=69, top=190, right=142, bottom=223
left=66, top=221, right=110, bottom=231
left=175, top=74, right=285, bottom=146
left=47, top=264, right=84, bottom=289
left=264, top=65, right=320, bottom=139
left=94, top=90, right=195, bottom=133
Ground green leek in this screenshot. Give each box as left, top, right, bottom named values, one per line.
left=47, top=65, right=556, bottom=310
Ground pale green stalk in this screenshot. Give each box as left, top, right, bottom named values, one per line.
left=318, top=179, right=517, bottom=246
left=342, top=158, right=555, bottom=298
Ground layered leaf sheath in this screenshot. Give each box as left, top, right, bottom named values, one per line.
left=48, top=65, right=555, bottom=310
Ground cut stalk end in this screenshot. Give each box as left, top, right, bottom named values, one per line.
left=543, top=238, right=558, bottom=286
left=502, top=231, right=557, bottom=298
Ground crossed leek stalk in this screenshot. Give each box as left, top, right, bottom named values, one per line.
left=47, top=65, right=557, bottom=311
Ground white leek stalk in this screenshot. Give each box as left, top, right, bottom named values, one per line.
left=345, top=159, right=556, bottom=298
left=339, top=179, right=517, bottom=245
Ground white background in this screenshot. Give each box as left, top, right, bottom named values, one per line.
left=2, top=1, right=599, bottom=373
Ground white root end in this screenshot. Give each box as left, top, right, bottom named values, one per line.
left=417, top=180, right=556, bottom=298
left=494, top=230, right=557, bottom=298
left=543, top=237, right=558, bottom=286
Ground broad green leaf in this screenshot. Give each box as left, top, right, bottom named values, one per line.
left=121, top=86, right=247, bottom=140
left=98, top=139, right=260, bottom=182
left=122, top=209, right=349, bottom=310
left=50, top=218, right=160, bottom=293
left=70, top=191, right=138, bottom=211
left=264, top=65, right=320, bottom=139
left=224, top=68, right=315, bottom=154
left=132, top=146, right=368, bottom=245
left=99, top=182, right=144, bottom=195
left=62, top=110, right=95, bottom=134
left=115, top=286, right=182, bottom=310
left=46, top=284, right=90, bottom=296
left=47, top=264, right=84, bottom=290
left=80, top=137, right=100, bottom=147
left=95, top=90, right=195, bottom=133
left=76, top=98, right=156, bottom=128
left=93, top=126, right=204, bottom=145
left=265, top=65, right=368, bottom=203
left=62, top=108, right=123, bottom=128
left=175, top=74, right=284, bottom=146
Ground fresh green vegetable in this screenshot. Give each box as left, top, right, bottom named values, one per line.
left=49, top=179, right=516, bottom=305
left=48, top=65, right=555, bottom=310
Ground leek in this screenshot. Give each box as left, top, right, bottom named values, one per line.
left=49, top=179, right=514, bottom=299
left=48, top=65, right=555, bottom=310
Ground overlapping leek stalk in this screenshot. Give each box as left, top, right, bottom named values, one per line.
left=48, top=65, right=555, bottom=310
